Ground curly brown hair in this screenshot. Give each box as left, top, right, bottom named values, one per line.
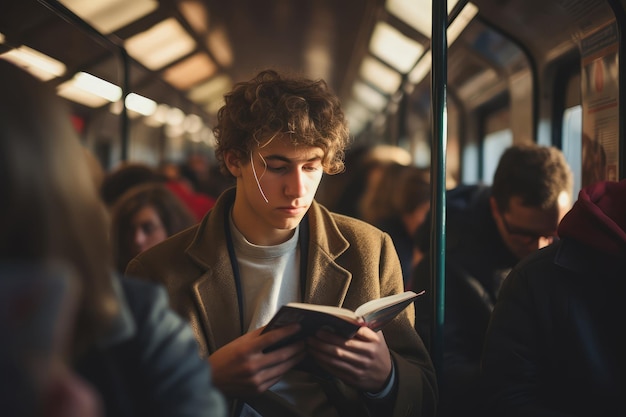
left=213, top=69, right=350, bottom=176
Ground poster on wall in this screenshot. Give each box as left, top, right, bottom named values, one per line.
left=580, top=21, right=619, bottom=185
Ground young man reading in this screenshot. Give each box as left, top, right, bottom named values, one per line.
left=126, top=70, right=437, bottom=417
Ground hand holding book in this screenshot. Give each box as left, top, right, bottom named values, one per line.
left=262, top=290, right=425, bottom=351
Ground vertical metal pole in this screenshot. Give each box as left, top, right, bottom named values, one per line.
left=430, top=0, right=447, bottom=377
left=120, top=48, right=130, bottom=162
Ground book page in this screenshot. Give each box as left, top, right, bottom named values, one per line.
left=283, top=302, right=358, bottom=320
left=354, top=290, right=423, bottom=317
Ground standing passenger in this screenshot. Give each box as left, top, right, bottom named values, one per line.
left=481, top=179, right=626, bottom=416
left=412, top=144, right=573, bottom=416
left=110, top=183, right=196, bottom=273
left=126, top=69, right=437, bottom=417
left=363, top=164, right=431, bottom=287
left=0, top=60, right=226, bottom=417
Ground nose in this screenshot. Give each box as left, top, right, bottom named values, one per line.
left=537, top=235, right=554, bottom=249
left=523, top=235, right=553, bottom=254
left=132, top=229, right=148, bottom=253
left=285, top=170, right=307, bottom=198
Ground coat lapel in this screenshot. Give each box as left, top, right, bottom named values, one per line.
left=185, top=189, right=242, bottom=352
left=304, top=202, right=352, bottom=307
left=182, top=192, right=355, bottom=353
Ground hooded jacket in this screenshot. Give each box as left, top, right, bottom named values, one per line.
left=481, top=180, right=626, bottom=416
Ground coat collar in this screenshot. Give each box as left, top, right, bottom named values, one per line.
left=184, top=187, right=352, bottom=351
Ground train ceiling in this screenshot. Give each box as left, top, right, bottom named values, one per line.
left=0, top=0, right=615, bottom=141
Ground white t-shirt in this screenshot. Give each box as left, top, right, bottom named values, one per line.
left=229, top=215, right=339, bottom=417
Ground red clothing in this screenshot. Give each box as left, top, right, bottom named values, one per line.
left=166, top=181, right=215, bottom=221
left=558, top=179, right=626, bottom=256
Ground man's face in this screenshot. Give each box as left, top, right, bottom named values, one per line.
left=491, top=194, right=570, bottom=260
left=226, top=136, right=324, bottom=246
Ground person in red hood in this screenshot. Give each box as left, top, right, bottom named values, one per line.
left=480, top=179, right=626, bottom=416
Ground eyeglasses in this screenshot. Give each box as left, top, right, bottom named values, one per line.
left=499, top=213, right=557, bottom=245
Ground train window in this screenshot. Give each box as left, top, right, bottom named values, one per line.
left=561, top=105, right=582, bottom=194
left=559, top=68, right=582, bottom=194
left=481, top=108, right=512, bottom=184
left=461, top=144, right=479, bottom=184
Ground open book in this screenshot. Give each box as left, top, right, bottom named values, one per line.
left=262, top=290, right=425, bottom=351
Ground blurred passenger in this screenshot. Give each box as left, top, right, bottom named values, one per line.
left=0, top=60, right=226, bottom=417
left=100, top=162, right=163, bottom=208
left=83, top=146, right=106, bottom=191
left=164, top=166, right=216, bottom=221
left=329, top=144, right=412, bottom=220
left=127, top=69, right=437, bottom=417
left=363, top=164, right=431, bottom=288
left=102, top=160, right=215, bottom=221
left=412, top=144, right=573, bottom=416
left=361, top=162, right=410, bottom=225
left=183, top=153, right=213, bottom=193
left=111, top=183, right=196, bottom=273
left=357, top=145, right=412, bottom=221
left=315, top=144, right=371, bottom=213
left=481, top=179, right=626, bottom=416
left=205, top=162, right=237, bottom=197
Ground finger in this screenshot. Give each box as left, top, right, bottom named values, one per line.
left=307, top=337, right=367, bottom=368
left=255, top=349, right=307, bottom=391
left=258, top=323, right=302, bottom=348
left=253, top=339, right=306, bottom=379
left=314, top=329, right=350, bottom=345
left=352, top=326, right=384, bottom=342
left=309, top=332, right=373, bottom=357
left=308, top=348, right=363, bottom=383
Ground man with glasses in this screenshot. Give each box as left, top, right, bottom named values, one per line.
left=412, top=144, right=573, bottom=417
left=482, top=178, right=626, bottom=415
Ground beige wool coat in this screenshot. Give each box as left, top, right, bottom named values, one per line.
left=126, top=188, right=437, bottom=417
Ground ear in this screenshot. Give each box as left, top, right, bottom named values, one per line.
left=489, top=196, right=500, bottom=219
left=224, top=151, right=243, bottom=177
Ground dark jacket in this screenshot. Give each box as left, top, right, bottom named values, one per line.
left=481, top=180, right=626, bottom=416
left=127, top=188, right=438, bottom=417
left=412, top=185, right=517, bottom=415
left=376, top=216, right=415, bottom=287
left=75, top=276, right=226, bottom=417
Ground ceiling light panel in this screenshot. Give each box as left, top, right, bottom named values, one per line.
left=163, top=52, right=217, bottom=90
left=359, top=56, right=403, bottom=95
left=352, top=81, right=388, bottom=112
left=206, top=28, right=234, bottom=67
left=57, top=72, right=122, bottom=108
left=369, top=21, right=424, bottom=73
left=188, top=74, right=232, bottom=104
left=125, top=18, right=196, bottom=70
left=404, top=3, right=478, bottom=87
left=385, top=0, right=459, bottom=38
left=0, top=45, right=66, bottom=81
left=408, top=50, right=432, bottom=84
left=125, top=93, right=157, bottom=116
left=59, top=0, right=158, bottom=34
left=447, top=3, right=478, bottom=45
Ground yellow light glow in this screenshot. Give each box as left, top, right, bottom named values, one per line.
left=57, top=72, right=121, bottom=108
left=369, top=22, right=424, bottom=73
left=125, top=18, right=196, bottom=70
left=0, top=45, right=66, bottom=81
